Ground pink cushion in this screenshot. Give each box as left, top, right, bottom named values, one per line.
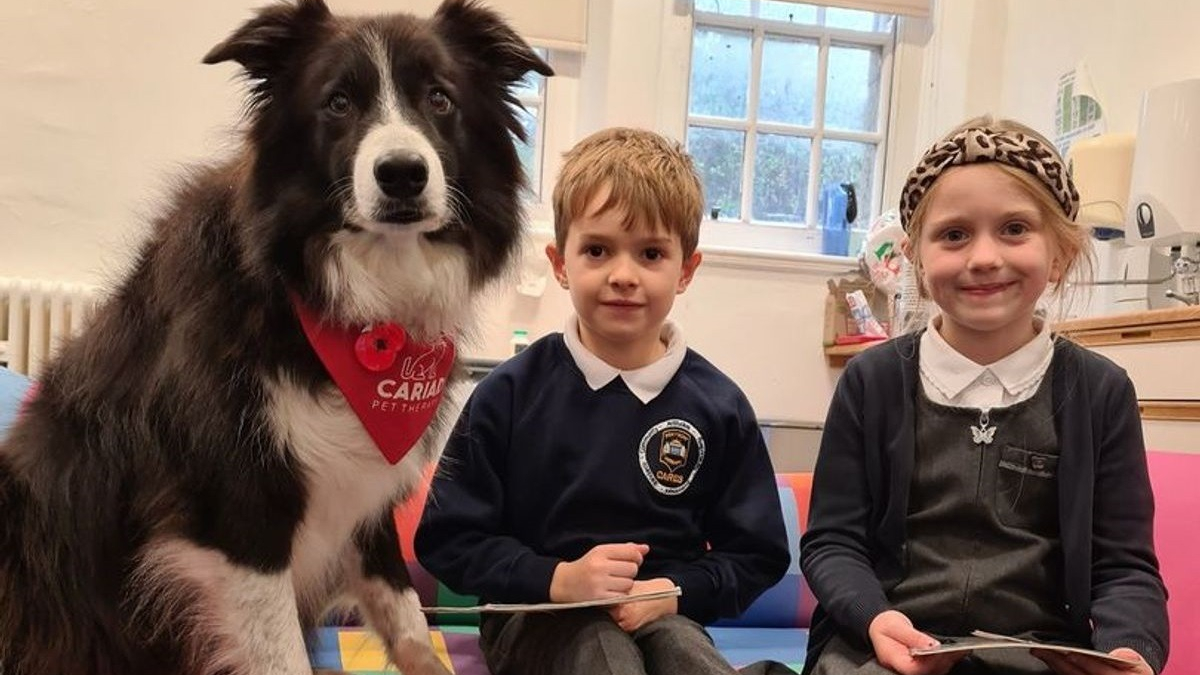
left=1147, top=450, right=1198, bottom=675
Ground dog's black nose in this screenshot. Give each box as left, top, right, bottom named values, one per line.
left=374, top=152, right=428, bottom=199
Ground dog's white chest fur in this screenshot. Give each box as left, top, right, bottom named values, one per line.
left=267, top=377, right=432, bottom=594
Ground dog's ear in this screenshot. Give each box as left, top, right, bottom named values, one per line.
left=433, top=0, right=554, bottom=86
left=203, top=0, right=332, bottom=82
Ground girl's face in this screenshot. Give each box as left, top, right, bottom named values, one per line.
left=907, top=164, right=1064, bottom=363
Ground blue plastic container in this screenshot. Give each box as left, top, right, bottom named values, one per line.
left=819, top=183, right=852, bottom=256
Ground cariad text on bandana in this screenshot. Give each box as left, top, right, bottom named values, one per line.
left=292, top=295, right=454, bottom=465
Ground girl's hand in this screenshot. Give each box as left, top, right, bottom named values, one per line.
left=549, top=542, right=649, bottom=603
left=607, top=577, right=678, bottom=632
left=1032, top=647, right=1153, bottom=675
left=869, top=610, right=967, bottom=675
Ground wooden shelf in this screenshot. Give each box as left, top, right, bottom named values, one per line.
left=824, top=340, right=885, bottom=368
left=1138, top=400, right=1200, bottom=422
left=1054, top=306, right=1200, bottom=347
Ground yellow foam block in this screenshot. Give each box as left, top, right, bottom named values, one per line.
left=336, top=629, right=454, bottom=673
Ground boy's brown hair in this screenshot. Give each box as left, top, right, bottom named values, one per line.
left=552, top=127, right=704, bottom=256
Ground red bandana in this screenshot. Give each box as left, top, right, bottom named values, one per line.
left=291, top=296, right=455, bottom=465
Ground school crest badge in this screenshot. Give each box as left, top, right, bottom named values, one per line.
left=638, top=418, right=705, bottom=495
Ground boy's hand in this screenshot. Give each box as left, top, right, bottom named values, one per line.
left=550, top=542, right=650, bottom=603
left=607, top=577, right=678, bottom=632
left=869, top=610, right=966, bottom=675
left=1032, top=647, right=1152, bottom=675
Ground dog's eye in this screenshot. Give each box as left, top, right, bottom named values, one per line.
left=428, top=88, right=455, bottom=116
left=326, top=92, right=352, bottom=117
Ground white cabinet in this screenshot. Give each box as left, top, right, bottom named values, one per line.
left=1057, top=307, right=1200, bottom=454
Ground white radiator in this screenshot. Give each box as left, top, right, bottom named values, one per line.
left=0, top=277, right=99, bottom=378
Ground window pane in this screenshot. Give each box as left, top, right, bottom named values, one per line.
left=513, top=48, right=546, bottom=98
left=689, top=27, right=752, bottom=119
left=513, top=106, right=540, bottom=195
left=694, top=0, right=752, bottom=16
left=825, top=8, right=892, bottom=32
left=513, top=72, right=543, bottom=99
left=820, top=140, right=875, bottom=228
left=753, top=133, right=811, bottom=224
left=758, top=36, right=818, bottom=126
left=758, top=0, right=818, bottom=24
left=825, top=45, right=881, bottom=132
left=688, top=126, right=745, bottom=221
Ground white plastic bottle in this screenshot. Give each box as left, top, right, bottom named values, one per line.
left=510, top=329, right=530, bottom=355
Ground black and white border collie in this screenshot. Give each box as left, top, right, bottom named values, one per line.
left=0, top=1, right=550, bottom=674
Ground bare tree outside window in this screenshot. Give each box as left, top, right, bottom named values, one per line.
left=687, top=1, right=894, bottom=238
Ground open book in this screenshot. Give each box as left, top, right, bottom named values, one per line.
left=910, top=630, right=1141, bottom=667
left=421, top=586, right=683, bottom=615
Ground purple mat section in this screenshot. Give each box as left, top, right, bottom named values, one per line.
left=440, top=629, right=489, bottom=675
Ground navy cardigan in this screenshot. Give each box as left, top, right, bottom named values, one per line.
left=800, top=332, right=1168, bottom=673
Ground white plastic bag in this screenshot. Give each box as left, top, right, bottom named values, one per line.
left=859, top=210, right=905, bottom=296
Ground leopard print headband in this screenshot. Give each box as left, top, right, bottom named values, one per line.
left=898, top=126, right=1079, bottom=231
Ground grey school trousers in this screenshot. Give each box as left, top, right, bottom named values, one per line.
left=479, top=609, right=798, bottom=675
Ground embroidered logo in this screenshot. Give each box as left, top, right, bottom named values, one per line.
left=639, top=419, right=705, bottom=495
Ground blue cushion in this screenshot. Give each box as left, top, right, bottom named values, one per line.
left=709, top=626, right=807, bottom=669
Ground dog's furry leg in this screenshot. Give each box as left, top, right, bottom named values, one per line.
left=134, top=539, right=314, bottom=675
left=347, top=514, right=452, bottom=675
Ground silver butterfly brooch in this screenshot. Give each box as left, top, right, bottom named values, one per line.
left=971, top=410, right=996, bottom=445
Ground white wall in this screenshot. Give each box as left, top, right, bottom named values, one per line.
left=12, top=0, right=1193, bottom=426
left=0, top=1, right=255, bottom=284
left=0, top=0, right=867, bottom=425
left=916, top=0, right=1006, bottom=143
left=918, top=0, right=1200, bottom=147
left=997, top=0, right=1200, bottom=138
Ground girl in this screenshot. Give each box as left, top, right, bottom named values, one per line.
left=800, top=116, right=1168, bottom=675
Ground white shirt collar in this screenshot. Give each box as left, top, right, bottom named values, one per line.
left=919, top=315, right=1054, bottom=403
left=562, top=316, right=687, bottom=404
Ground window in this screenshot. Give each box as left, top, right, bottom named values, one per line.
left=686, top=0, right=895, bottom=253
left=513, top=48, right=550, bottom=200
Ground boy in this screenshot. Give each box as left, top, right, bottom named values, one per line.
left=415, top=127, right=791, bottom=675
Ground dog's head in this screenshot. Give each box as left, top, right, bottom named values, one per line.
left=205, top=0, right=551, bottom=333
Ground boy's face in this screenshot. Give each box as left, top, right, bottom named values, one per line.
left=546, top=188, right=701, bottom=369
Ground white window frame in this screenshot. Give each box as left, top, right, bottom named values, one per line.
left=685, top=3, right=897, bottom=256
left=520, top=49, right=581, bottom=228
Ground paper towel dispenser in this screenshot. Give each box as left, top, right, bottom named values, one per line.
left=1125, top=79, right=1200, bottom=247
